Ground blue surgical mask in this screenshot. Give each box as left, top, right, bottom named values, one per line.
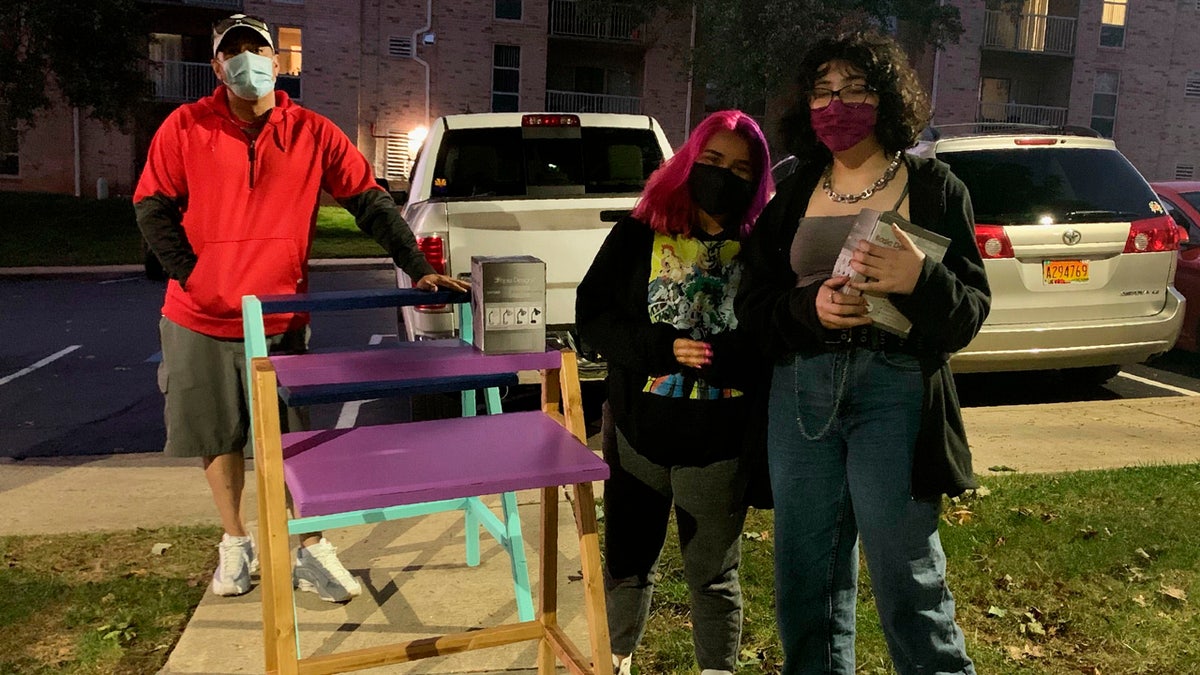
left=221, top=51, right=276, bottom=101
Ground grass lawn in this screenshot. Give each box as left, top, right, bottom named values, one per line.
left=635, top=464, right=1200, bottom=674
left=2, top=465, right=1196, bottom=673
left=0, top=191, right=382, bottom=267
left=0, top=525, right=220, bottom=674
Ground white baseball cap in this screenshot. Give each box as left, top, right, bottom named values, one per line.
left=212, top=14, right=274, bottom=57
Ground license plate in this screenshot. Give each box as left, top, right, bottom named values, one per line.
left=1043, top=259, right=1089, bottom=285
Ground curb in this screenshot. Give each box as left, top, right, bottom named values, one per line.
left=0, top=258, right=393, bottom=277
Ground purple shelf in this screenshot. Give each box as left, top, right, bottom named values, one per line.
left=281, top=411, right=608, bottom=517
left=269, top=341, right=564, bottom=390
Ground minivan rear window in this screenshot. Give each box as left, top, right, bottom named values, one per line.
left=937, top=148, right=1159, bottom=225
left=431, top=127, right=664, bottom=200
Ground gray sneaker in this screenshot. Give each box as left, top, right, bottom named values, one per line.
left=293, top=538, right=362, bottom=602
left=211, top=534, right=254, bottom=596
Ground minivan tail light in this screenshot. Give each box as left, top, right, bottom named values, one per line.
left=1123, top=215, right=1179, bottom=253
left=974, top=224, right=1014, bottom=259
left=415, top=233, right=448, bottom=311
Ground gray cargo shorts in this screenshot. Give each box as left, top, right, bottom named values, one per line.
left=157, top=316, right=310, bottom=458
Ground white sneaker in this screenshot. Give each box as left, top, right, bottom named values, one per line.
left=612, top=653, right=632, bottom=675
left=211, top=533, right=254, bottom=596
left=293, top=538, right=362, bottom=602
left=700, top=670, right=733, bottom=675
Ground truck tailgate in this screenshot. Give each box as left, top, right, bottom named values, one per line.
left=443, top=197, right=636, bottom=326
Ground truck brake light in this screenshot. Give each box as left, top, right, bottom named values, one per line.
left=522, top=114, right=580, bottom=127
left=416, top=234, right=448, bottom=311
left=417, top=234, right=446, bottom=274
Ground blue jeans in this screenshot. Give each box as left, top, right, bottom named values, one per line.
left=768, top=349, right=974, bottom=675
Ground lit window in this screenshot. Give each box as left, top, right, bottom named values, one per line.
left=277, top=27, right=302, bottom=76
left=1090, top=71, right=1119, bottom=138
left=492, top=45, right=520, bottom=112
left=1100, top=0, right=1126, bottom=48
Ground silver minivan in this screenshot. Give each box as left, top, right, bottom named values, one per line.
left=913, top=126, right=1184, bottom=383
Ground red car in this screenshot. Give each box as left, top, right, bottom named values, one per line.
left=1152, top=181, right=1200, bottom=351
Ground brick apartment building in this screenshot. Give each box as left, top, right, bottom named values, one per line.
left=0, top=0, right=694, bottom=197
left=925, top=0, right=1200, bottom=182
left=8, top=0, right=1200, bottom=197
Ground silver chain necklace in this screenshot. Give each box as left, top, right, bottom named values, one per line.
left=822, top=151, right=903, bottom=204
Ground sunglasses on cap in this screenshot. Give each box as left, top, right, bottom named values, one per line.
left=213, top=14, right=270, bottom=35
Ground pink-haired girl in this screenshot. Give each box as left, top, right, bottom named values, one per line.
left=576, top=110, right=773, bottom=675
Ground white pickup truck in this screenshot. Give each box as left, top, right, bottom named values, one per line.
left=394, top=112, right=674, bottom=363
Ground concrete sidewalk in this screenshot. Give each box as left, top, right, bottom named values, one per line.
left=3, top=397, right=1200, bottom=674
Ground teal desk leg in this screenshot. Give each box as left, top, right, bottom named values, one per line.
left=241, top=296, right=269, bottom=461
left=501, top=490, right=535, bottom=622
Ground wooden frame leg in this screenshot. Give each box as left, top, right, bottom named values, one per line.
left=572, top=482, right=611, bottom=673
left=250, top=358, right=300, bottom=675
left=537, top=486, right=559, bottom=674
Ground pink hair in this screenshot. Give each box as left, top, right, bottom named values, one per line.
left=632, top=110, right=774, bottom=238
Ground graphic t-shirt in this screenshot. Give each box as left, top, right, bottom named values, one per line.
left=643, top=232, right=743, bottom=400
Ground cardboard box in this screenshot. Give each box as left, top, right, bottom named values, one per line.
left=470, top=255, right=546, bottom=354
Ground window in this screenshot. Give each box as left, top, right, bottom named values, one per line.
left=496, top=0, right=521, bottom=20
left=936, top=147, right=1160, bottom=226
left=277, top=27, right=302, bottom=76
left=0, top=105, right=17, bottom=176
left=1100, top=0, right=1126, bottom=48
left=1159, top=196, right=1199, bottom=241
left=1177, top=164, right=1196, bottom=180
left=492, top=45, right=520, bottom=112
left=430, top=127, right=665, bottom=199
left=275, top=27, right=302, bottom=100
left=1090, top=70, right=1119, bottom=138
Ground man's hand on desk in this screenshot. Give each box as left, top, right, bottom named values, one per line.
left=415, top=273, right=470, bottom=293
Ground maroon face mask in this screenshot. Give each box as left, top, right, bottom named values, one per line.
left=810, top=99, right=878, bottom=153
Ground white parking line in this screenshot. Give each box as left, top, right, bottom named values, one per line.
left=335, top=400, right=368, bottom=428
left=333, top=334, right=391, bottom=427
left=0, top=345, right=82, bottom=386
left=1117, top=371, right=1200, bottom=396
left=98, top=277, right=139, bottom=285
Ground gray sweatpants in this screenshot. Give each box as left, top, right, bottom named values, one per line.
left=602, top=419, right=747, bottom=672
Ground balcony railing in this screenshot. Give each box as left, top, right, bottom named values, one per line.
left=549, top=0, right=643, bottom=41
left=151, top=61, right=302, bottom=101
left=546, top=90, right=641, bottom=114
left=151, top=61, right=218, bottom=101
left=982, top=9, right=1076, bottom=56
left=977, top=102, right=1068, bottom=127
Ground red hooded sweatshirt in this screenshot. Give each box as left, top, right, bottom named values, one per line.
left=134, top=86, right=381, bottom=338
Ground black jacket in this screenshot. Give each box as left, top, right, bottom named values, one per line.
left=735, top=153, right=991, bottom=499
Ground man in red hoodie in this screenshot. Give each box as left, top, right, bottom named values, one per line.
left=135, top=14, right=468, bottom=602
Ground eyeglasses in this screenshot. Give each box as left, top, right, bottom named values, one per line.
left=213, top=15, right=270, bottom=36
left=809, top=84, right=877, bottom=109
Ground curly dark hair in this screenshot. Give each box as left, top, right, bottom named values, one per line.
left=779, top=31, right=931, bottom=163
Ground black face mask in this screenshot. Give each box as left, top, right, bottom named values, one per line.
left=687, top=162, right=753, bottom=226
